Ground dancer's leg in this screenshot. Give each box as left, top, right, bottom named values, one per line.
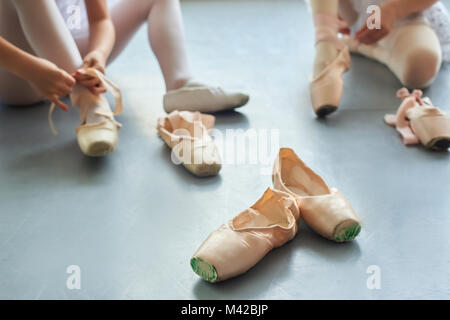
left=347, top=23, right=441, bottom=88
left=0, top=0, right=82, bottom=104
left=0, top=0, right=40, bottom=104
left=106, top=0, right=249, bottom=113
left=107, top=0, right=191, bottom=91
left=386, top=24, right=441, bottom=88
left=310, top=0, right=340, bottom=78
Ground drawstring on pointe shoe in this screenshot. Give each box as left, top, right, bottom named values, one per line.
left=48, top=68, right=123, bottom=136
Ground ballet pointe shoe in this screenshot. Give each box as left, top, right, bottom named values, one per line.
left=75, top=92, right=120, bottom=157
left=385, top=88, right=450, bottom=151
left=191, top=188, right=299, bottom=282
left=163, top=80, right=249, bottom=114
left=272, top=148, right=361, bottom=242
left=48, top=68, right=124, bottom=157
left=157, top=110, right=221, bottom=177
left=310, top=14, right=351, bottom=117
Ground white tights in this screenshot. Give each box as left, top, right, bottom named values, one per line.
left=0, top=0, right=192, bottom=105
left=350, top=23, right=442, bottom=89
left=311, top=0, right=442, bottom=89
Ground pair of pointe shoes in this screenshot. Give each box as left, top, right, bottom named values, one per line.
left=385, top=88, right=450, bottom=151
left=191, top=148, right=361, bottom=283
left=49, top=68, right=123, bottom=157
left=157, top=110, right=221, bottom=177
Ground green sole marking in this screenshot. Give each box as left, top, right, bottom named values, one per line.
left=190, top=257, right=218, bottom=283
left=334, top=223, right=361, bottom=242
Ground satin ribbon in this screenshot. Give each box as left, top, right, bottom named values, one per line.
left=384, top=88, right=424, bottom=145
left=314, top=13, right=350, bottom=50
left=48, top=68, right=123, bottom=136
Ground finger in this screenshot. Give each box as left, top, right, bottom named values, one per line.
left=74, top=73, right=96, bottom=82
left=60, top=70, right=76, bottom=87
left=372, top=29, right=389, bottom=42
left=360, top=29, right=386, bottom=44
left=356, top=28, right=378, bottom=44
left=82, top=60, right=91, bottom=69
left=79, top=78, right=101, bottom=87
left=90, top=85, right=107, bottom=95
left=339, top=26, right=351, bottom=35
left=337, top=15, right=351, bottom=34
left=95, top=65, right=105, bottom=74
left=355, top=25, right=368, bottom=38
left=57, top=83, right=73, bottom=96
left=51, top=96, right=69, bottom=112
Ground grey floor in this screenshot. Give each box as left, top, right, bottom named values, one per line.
left=1, top=0, right=450, bottom=299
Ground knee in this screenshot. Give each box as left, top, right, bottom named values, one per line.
left=401, top=47, right=441, bottom=89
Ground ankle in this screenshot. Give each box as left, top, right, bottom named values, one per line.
left=313, top=42, right=339, bottom=76
left=168, top=77, right=192, bottom=91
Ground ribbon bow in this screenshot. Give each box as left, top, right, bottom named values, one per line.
left=48, top=68, right=123, bottom=136
left=384, top=88, right=424, bottom=145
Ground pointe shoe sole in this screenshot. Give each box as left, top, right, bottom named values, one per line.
left=411, top=116, right=450, bottom=151
left=77, top=121, right=118, bottom=157
left=428, top=138, right=450, bottom=151
left=190, top=257, right=218, bottom=283
left=316, top=105, right=338, bottom=118
left=333, top=220, right=362, bottom=242
left=185, top=162, right=222, bottom=177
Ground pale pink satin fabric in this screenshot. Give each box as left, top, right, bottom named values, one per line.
left=384, top=88, right=424, bottom=145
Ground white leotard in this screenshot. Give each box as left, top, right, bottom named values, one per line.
left=55, top=0, right=120, bottom=39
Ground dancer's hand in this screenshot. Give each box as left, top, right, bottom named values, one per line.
left=338, top=15, right=351, bottom=35
left=74, top=50, right=107, bottom=95
left=355, top=2, right=398, bottom=44
left=27, top=57, right=75, bottom=111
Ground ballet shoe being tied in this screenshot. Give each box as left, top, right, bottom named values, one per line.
left=48, top=68, right=123, bottom=157
left=310, top=13, right=351, bottom=117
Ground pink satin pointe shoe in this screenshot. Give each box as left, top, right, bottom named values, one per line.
left=273, top=148, right=361, bottom=242
left=49, top=68, right=123, bottom=157
left=157, top=110, right=221, bottom=177
left=385, top=88, right=450, bottom=151
left=191, top=188, right=299, bottom=282
left=310, top=14, right=351, bottom=117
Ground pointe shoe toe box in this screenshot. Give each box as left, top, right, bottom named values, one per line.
left=310, top=48, right=350, bottom=116
left=299, top=188, right=360, bottom=242
left=77, top=120, right=119, bottom=157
